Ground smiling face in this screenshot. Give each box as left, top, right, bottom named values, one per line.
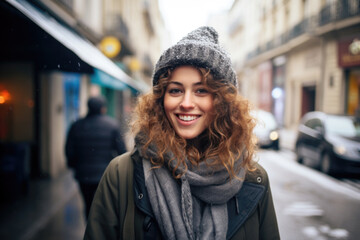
left=164, top=66, right=214, bottom=140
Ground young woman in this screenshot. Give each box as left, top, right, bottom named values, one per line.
left=84, top=26, right=280, bottom=240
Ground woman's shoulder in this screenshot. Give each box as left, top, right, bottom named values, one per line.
left=244, top=161, right=269, bottom=187
left=110, top=151, right=132, bottom=165
left=104, top=151, right=134, bottom=178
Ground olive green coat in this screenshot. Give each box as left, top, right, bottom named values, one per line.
left=84, top=151, right=280, bottom=240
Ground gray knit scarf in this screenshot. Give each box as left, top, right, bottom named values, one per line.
left=136, top=137, right=245, bottom=240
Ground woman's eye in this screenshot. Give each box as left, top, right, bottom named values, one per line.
left=196, top=88, right=209, bottom=94
left=168, top=88, right=182, bottom=94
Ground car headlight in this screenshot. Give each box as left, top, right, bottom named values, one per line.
left=333, top=144, right=359, bottom=158
left=334, top=145, right=346, bottom=155
left=269, top=131, right=279, bottom=141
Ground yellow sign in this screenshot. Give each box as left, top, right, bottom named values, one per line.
left=129, top=57, right=141, bottom=71
left=99, top=36, right=121, bottom=58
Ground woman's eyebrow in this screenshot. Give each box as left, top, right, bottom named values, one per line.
left=168, top=81, right=203, bottom=87
left=168, top=81, right=183, bottom=86
left=193, top=82, right=204, bottom=86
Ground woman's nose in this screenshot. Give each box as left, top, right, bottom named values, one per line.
left=180, top=92, right=195, bottom=109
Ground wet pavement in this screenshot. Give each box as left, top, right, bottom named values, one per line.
left=0, top=169, right=85, bottom=240
left=29, top=191, right=85, bottom=240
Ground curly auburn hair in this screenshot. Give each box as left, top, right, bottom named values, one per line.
left=131, top=66, right=257, bottom=178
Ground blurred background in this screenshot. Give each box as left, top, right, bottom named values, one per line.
left=0, top=0, right=360, bottom=239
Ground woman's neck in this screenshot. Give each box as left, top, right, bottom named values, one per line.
left=186, top=131, right=210, bottom=155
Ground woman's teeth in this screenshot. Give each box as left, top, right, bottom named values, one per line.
left=178, top=115, right=198, bottom=121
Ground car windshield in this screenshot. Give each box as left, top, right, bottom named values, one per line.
left=325, top=115, right=360, bottom=137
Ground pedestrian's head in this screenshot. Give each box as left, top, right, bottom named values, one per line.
left=132, top=26, right=255, bottom=178
left=87, top=96, right=107, bottom=115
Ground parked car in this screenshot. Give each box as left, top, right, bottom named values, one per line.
left=295, top=111, right=360, bottom=176
left=251, top=110, right=280, bottom=150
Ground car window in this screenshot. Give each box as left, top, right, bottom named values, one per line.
left=304, top=118, right=322, bottom=131
left=325, top=115, right=359, bottom=137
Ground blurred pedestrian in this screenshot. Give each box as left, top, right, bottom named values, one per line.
left=65, top=95, right=126, bottom=219
left=84, top=26, right=279, bottom=239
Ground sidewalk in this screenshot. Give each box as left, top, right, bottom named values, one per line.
left=0, top=169, right=85, bottom=240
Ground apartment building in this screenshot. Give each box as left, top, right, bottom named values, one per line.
left=222, top=0, right=360, bottom=127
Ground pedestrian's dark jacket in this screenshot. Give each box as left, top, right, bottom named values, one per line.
left=84, top=150, right=280, bottom=240
left=65, top=113, right=126, bottom=183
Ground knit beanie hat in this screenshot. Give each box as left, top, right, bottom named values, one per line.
left=152, top=26, right=237, bottom=87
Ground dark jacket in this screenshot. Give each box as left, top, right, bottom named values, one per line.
left=65, top=114, right=126, bottom=183
left=84, top=150, right=280, bottom=240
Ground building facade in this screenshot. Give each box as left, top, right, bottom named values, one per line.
left=220, top=0, right=360, bottom=128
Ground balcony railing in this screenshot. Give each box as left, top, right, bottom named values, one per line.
left=246, top=0, right=360, bottom=61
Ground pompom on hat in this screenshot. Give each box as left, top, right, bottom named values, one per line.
left=152, top=26, right=238, bottom=87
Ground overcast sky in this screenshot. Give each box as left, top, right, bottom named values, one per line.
left=158, top=0, right=234, bottom=45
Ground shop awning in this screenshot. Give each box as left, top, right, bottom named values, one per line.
left=6, top=0, right=150, bottom=93
left=91, top=69, right=128, bottom=91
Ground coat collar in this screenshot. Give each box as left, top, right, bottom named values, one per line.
left=226, top=182, right=265, bottom=239
left=132, top=151, right=265, bottom=239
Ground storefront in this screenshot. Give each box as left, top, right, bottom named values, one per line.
left=91, top=69, right=140, bottom=133
left=0, top=0, right=147, bottom=201
left=338, top=36, right=360, bottom=116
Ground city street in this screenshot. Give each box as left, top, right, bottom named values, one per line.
left=1, top=0, right=360, bottom=240
left=16, top=147, right=360, bottom=240
left=258, top=149, right=360, bottom=240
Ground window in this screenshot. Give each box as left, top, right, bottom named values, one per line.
left=303, top=0, right=311, bottom=18
left=305, top=118, right=323, bottom=131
